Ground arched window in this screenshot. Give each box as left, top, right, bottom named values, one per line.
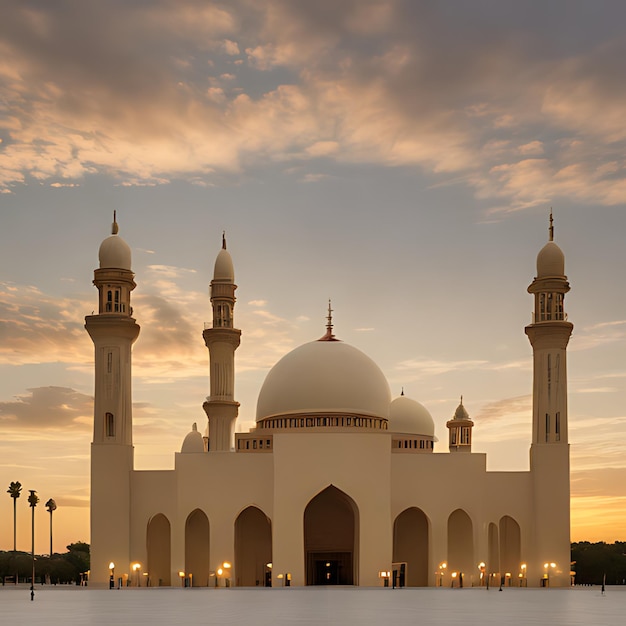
left=105, top=412, right=115, bottom=438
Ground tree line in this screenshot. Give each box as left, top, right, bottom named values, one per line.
left=572, top=541, right=626, bottom=585
left=1, top=542, right=90, bottom=585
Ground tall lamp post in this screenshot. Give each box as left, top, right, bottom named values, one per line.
left=28, top=490, right=39, bottom=601
left=45, top=499, right=57, bottom=557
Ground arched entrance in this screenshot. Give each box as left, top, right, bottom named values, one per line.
left=185, top=509, right=210, bottom=587
left=235, top=506, right=272, bottom=587
left=304, top=485, right=358, bottom=585
left=393, top=507, right=429, bottom=587
left=147, top=513, right=171, bottom=586
left=499, top=515, right=521, bottom=583
left=447, top=509, right=474, bottom=586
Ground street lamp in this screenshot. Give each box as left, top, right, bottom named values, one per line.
left=109, top=562, right=115, bottom=589
left=178, top=570, right=185, bottom=587
left=223, top=561, right=232, bottom=587
left=45, top=499, right=57, bottom=557
left=438, top=562, right=447, bottom=587
left=132, top=563, right=141, bottom=587
left=520, top=563, right=527, bottom=587
left=28, top=490, right=39, bottom=601
left=478, top=562, right=486, bottom=587
left=543, top=562, right=556, bottom=587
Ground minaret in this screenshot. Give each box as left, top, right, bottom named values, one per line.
left=525, top=212, right=573, bottom=446
left=446, top=396, right=473, bottom=452
left=202, top=234, right=241, bottom=451
left=525, top=212, right=572, bottom=586
left=85, top=213, right=140, bottom=586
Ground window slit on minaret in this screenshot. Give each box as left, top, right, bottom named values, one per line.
left=545, top=413, right=550, bottom=442
left=555, top=412, right=561, bottom=442
left=105, top=412, right=115, bottom=438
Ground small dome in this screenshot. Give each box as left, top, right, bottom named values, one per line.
left=389, top=395, right=435, bottom=437
left=98, top=216, right=132, bottom=270
left=256, top=340, right=391, bottom=422
left=99, top=234, right=132, bottom=270
left=214, top=234, right=234, bottom=282
left=536, top=241, right=565, bottom=277
left=452, top=398, right=471, bottom=421
left=181, top=423, right=205, bottom=453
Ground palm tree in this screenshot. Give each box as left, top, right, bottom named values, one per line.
left=45, top=499, right=57, bottom=556
left=7, top=481, right=22, bottom=552
left=28, top=490, right=39, bottom=601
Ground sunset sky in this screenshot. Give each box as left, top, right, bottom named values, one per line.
left=1, top=1, right=626, bottom=554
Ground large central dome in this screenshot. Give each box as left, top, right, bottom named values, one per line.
left=256, top=339, right=391, bottom=422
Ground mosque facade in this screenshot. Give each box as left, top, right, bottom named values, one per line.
left=86, top=216, right=572, bottom=588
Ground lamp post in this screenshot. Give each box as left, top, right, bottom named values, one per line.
left=543, top=562, right=556, bottom=587
left=109, top=562, right=115, bottom=589
left=223, top=562, right=232, bottom=587
left=478, top=562, right=486, bottom=587
left=438, top=562, right=447, bottom=587
left=28, top=490, right=39, bottom=601
left=132, top=563, right=141, bottom=587
left=45, top=499, right=57, bottom=556
left=520, top=563, right=527, bottom=587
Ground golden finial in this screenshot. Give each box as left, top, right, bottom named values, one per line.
left=222, top=231, right=226, bottom=249
left=112, top=210, right=119, bottom=235
left=318, top=299, right=338, bottom=341
left=401, top=387, right=405, bottom=396
left=549, top=209, right=554, bottom=242
left=326, top=299, right=333, bottom=334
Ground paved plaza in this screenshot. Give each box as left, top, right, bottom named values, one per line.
left=0, top=585, right=623, bottom=626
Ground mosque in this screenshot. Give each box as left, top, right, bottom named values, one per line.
left=86, top=215, right=572, bottom=588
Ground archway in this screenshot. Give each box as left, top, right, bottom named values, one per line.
left=147, top=513, right=171, bottom=586
left=447, top=509, right=474, bottom=586
left=185, top=509, right=210, bottom=587
left=235, top=506, right=272, bottom=587
left=304, top=485, right=358, bottom=585
left=393, top=507, right=429, bottom=587
left=499, top=515, right=521, bottom=584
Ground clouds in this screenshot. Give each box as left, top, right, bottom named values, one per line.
left=0, top=282, right=91, bottom=366
left=2, top=1, right=626, bottom=210
left=0, top=386, right=92, bottom=429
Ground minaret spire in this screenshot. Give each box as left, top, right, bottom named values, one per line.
left=319, top=299, right=339, bottom=341
left=549, top=209, right=554, bottom=242
left=222, top=231, right=226, bottom=249
left=326, top=299, right=333, bottom=334
left=112, top=210, right=119, bottom=235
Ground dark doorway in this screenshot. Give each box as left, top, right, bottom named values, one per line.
left=304, top=486, right=358, bottom=585
left=308, top=552, right=353, bottom=585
